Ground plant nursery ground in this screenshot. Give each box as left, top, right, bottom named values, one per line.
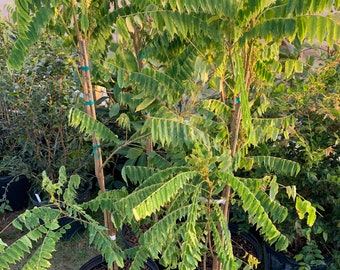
left=0, top=210, right=98, bottom=270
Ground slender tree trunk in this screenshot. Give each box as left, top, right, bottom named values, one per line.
left=215, top=43, right=252, bottom=270
left=214, top=78, right=242, bottom=270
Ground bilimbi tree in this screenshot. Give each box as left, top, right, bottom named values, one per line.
left=1, top=0, right=339, bottom=269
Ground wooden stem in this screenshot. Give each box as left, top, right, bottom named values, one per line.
left=78, top=39, right=117, bottom=270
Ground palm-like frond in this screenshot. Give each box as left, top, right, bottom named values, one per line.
left=21, top=230, right=62, bottom=270
left=201, top=99, right=232, bottom=121
left=255, top=190, right=288, bottom=223
left=221, top=172, right=289, bottom=250
left=239, top=0, right=277, bottom=24
left=155, top=0, right=237, bottom=18
left=0, top=207, right=63, bottom=270
left=209, top=202, right=236, bottom=269
left=150, top=10, right=215, bottom=40
left=140, top=205, right=191, bottom=256
left=240, top=16, right=340, bottom=47
left=86, top=223, right=125, bottom=268
left=178, top=187, right=203, bottom=270
left=129, top=69, right=184, bottom=108
left=8, top=5, right=54, bottom=69
left=166, top=44, right=198, bottom=81
left=250, top=115, right=295, bottom=145
left=251, top=156, right=301, bottom=176
left=68, top=108, right=119, bottom=144
left=133, top=171, right=197, bottom=221
left=148, top=116, right=211, bottom=148
left=122, top=166, right=156, bottom=185
left=128, top=246, right=152, bottom=270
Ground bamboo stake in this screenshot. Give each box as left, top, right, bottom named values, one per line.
left=72, top=0, right=116, bottom=268
left=78, top=39, right=117, bottom=270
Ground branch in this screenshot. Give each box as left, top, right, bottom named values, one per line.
left=101, top=134, right=150, bottom=169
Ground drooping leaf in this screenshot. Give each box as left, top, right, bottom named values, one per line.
left=8, top=5, right=55, bottom=69
left=251, top=156, right=300, bottom=176
left=133, top=170, right=197, bottom=221
left=68, top=108, right=119, bottom=144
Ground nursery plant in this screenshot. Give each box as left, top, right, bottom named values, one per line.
left=260, top=50, right=340, bottom=269
left=0, top=15, right=94, bottom=212
left=1, top=0, right=339, bottom=270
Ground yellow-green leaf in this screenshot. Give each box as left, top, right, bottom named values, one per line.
left=135, top=97, right=156, bottom=112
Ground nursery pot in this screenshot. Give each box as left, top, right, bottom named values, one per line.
left=203, top=224, right=263, bottom=270
left=75, top=180, right=93, bottom=203
left=56, top=213, right=85, bottom=241
left=121, top=224, right=145, bottom=248
left=123, top=223, right=263, bottom=270
left=263, top=242, right=332, bottom=270
left=229, top=223, right=263, bottom=262
left=0, top=175, right=30, bottom=211
left=79, top=255, right=159, bottom=270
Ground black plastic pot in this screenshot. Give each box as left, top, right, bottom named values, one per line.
left=195, top=224, right=263, bottom=270
left=79, top=255, right=159, bottom=270
left=57, top=214, right=85, bottom=241
left=0, top=175, right=30, bottom=211
left=121, top=224, right=138, bottom=248
left=229, top=223, right=263, bottom=263
left=263, top=242, right=332, bottom=270
left=75, top=180, right=93, bottom=203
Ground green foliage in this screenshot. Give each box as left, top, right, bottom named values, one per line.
left=0, top=168, right=127, bottom=270
left=295, top=240, right=326, bottom=270
left=209, top=202, right=236, bottom=269
left=295, top=197, right=317, bottom=227
left=0, top=207, right=64, bottom=270
left=178, top=187, right=203, bottom=270
left=4, top=0, right=340, bottom=269
left=251, top=156, right=300, bottom=177
left=8, top=2, right=55, bottom=69
left=68, top=108, right=119, bottom=144
left=149, top=116, right=212, bottom=148
left=257, top=48, right=340, bottom=265
left=140, top=205, right=191, bottom=257
left=0, top=19, right=92, bottom=190
left=222, top=173, right=289, bottom=250
left=133, top=170, right=197, bottom=221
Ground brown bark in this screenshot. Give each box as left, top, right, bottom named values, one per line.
left=78, top=39, right=117, bottom=270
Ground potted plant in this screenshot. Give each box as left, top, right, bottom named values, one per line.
left=89, top=1, right=338, bottom=269
left=1, top=0, right=161, bottom=268
left=1, top=1, right=339, bottom=270
left=260, top=49, right=340, bottom=270
left=0, top=15, right=32, bottom=212
left=0, top=14, right=94, bottom=213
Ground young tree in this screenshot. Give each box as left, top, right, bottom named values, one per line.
left=4, top=0, right=340, bottom=269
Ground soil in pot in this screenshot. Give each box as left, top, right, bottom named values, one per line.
left=231, top=232, right=262, bottom=269
left=197, top=226, right=263, bottom=270
left=122, top=224, right=151, bottom=247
